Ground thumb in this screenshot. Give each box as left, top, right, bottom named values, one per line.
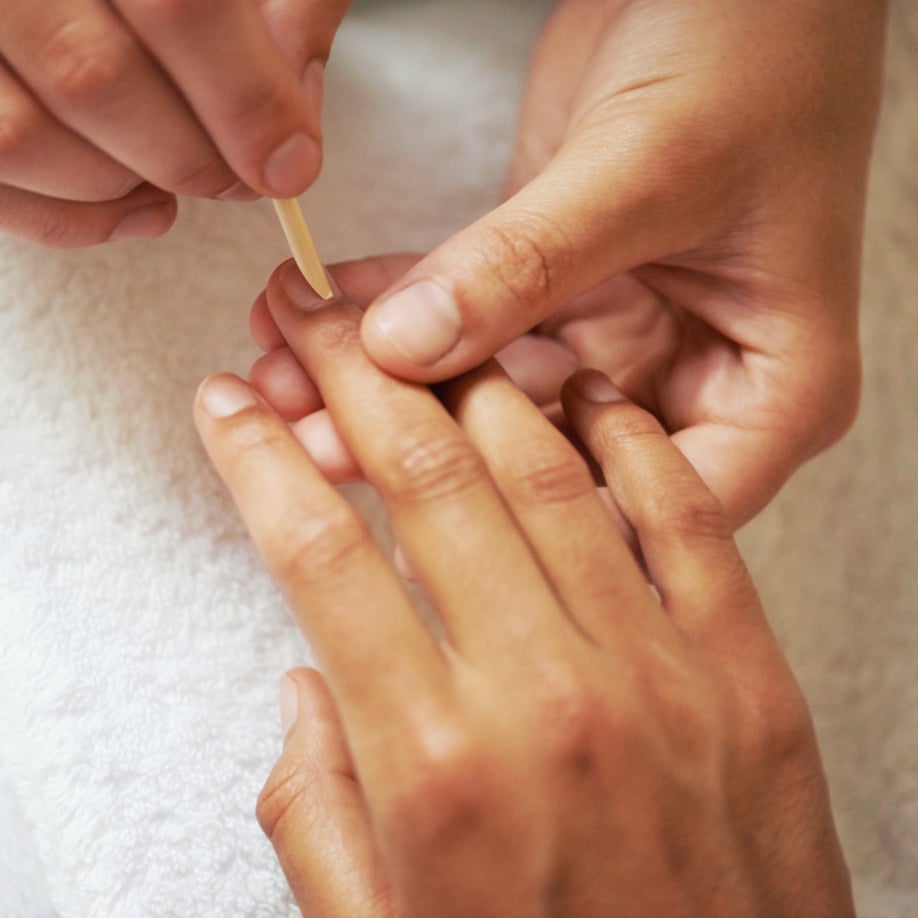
left=257, top=668, right=392, bottom=918
left=359, top=122, right=714, bottom=382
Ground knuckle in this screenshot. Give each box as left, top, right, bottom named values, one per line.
left=223, top=416, right=289, bottom=469
left=532, top=664, right=607, bottom=774
left=476, top=215, right=571, bottom=316
left=271, top=505, right=368, bottom=586
left=592, top=409, right=661, bottom=457
left=40, top=22, right=131, bottom=107
left=733, top=675, right=817, bottom=771
left=0, top=100, right=40, bottom=161
left=312, top=316, right=362, bottom=353
left=29, top=208, right=100, bottom=249
left=499, top=439, right=594, bottom=506
left=219, top=79, right=296, bottom=140
left=648, top=487, right=732, bottom=542
left=381, top=425, right=486, bottom=504
left=387, top=724, right=488, bottom=846
left=256, top=757, right=313, bottom=842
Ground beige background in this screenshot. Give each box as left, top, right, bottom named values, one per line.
left=737, top=3, right=918, bottom=908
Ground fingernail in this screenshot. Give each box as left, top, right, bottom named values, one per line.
left=280, top=259, right=325, bottom=311
left=110, top=203, right=173, bottom=240
left=301, top=59, right=326, bottom=127
left=198, top=374, right=257, bottom=418
left=263, top=133, right=318, bottom=197
left=369, top=280, right=463, bottom=365
left=574, top=370, right=625, bottom=404
left=216, top=179, right=260, bottom=202
left=279, top=675, right=299, bottom=739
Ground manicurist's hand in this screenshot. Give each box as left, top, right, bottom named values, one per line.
left=0, top=0, right=350, bottom=247
left=195, top=265, right=854, bottom=918
left=250, top=0, right=887, bottom=525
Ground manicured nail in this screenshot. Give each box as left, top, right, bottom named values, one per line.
left=280, top=259, right=325, bottom=311
left=301, top=59, right=326, bottom=127
left=263, top=132, right=318, bottom=197
left=573, top=370, right=625, bottom=404
left=369, top=280, right=463, bottom=365
left=198, top=374, right=257, bottom=418
left=110, top=203, right=173, bottom=240
left=279, top=675, right=299, bottom=739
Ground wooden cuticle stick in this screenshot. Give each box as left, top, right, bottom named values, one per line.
left=272, top=197, right=334, bottom=300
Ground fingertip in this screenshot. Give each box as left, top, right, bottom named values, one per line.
left=291, top=411, right=362, bottom=483
left=361, top=279, right=464, bottom=379
left=262, top=132, right=322, bottom=199
left=108, top=195, right=178, bottom=242
left=250, top=290, right=285, bottom=352
left=272, top=258, right=330, bottom=314
left=196, top=373, right=258, bottom=420
left=249, top=347, right=322, bottom=421
left=563, top=369, right=627, bottom=406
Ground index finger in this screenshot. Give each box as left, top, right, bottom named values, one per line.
left=114, top=0, right=347, bottom=197
left=193, top=372, right=446, bottom=724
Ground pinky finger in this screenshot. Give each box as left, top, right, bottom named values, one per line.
left=0, top=182, right=176, bottom=248
left=258, top=668, right=393, bottom=918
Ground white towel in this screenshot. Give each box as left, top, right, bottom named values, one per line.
left=1, top=1, right=916, bottom=915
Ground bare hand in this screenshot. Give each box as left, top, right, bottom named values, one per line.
left=252, top=0, right=886, bottom=525
left=0, top=0, right=350, bottom=246
left=195, top=265, right=854, bottom=917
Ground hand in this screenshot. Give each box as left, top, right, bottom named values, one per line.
left=251, top=0, right=887, bottom=525
left=0, top=0, right=350, bottom=247
left=195, top=268, right=854, bottom=917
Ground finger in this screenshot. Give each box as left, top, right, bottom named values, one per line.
left=250, top=254, right=424, bottom=354
left=250, top=289, right=285, bottom=352
left=257, top=668, right=393, bottom=918
left=114, top=0, right=337, bottom=197
left=256, top=0, right=353, bottom=77
left=193, top=372, right=444, bottom=716
left=267, top=263, right=566, bottom=659
left=249, top=346, right=322, bottom=422
left=0, top=61, right=140, bottom=202
left=495, top=334, right=579, bottom=408
left=442, top=365, right=659, bottom=648
left=3, top=0, right=236, bottom=197
left=248, top=255, right=423, bottom=421
left=0, top=181, right=176, bottom=247
left=562, top=370, right=764, bottom=646
left=291, top=410, right=362, bottom=484
left=330, top=252, right=425, bottom=306
left=359, top=114, right=716, bottom=381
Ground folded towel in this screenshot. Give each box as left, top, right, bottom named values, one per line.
left=1, top=1, right=916, bottom=915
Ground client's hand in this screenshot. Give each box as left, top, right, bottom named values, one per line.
left=195, top=268, right=853, bottom=917
left=251, top=0, right=887, bottom=525
left=0, top=0, right=350, bottom=246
